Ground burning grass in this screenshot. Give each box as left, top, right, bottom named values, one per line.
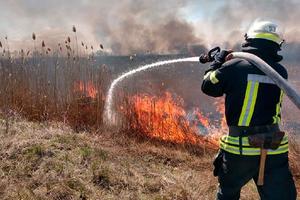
left=0, top=51, right=225, bottom=180
left=120, top=92, right=219, bottom=152
left=0, top=32, right=223, bottom=152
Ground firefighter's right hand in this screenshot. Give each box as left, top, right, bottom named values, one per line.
left=214, top=49, right=233, bottom=64
left=210, top=49, right=233, bottom=71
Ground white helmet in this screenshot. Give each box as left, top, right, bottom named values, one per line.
left=245, top=20, right=284, bottom=45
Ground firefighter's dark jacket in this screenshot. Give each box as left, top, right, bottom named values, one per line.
left=201, top=39, right=288, bottom=127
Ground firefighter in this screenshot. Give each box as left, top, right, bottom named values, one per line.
left=201, top=20, right=297, bottom=200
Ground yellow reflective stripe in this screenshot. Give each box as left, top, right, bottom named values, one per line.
left=209, top=71, right=219, bottom=84
left=220, top=143, right=242, bottom=154
left=220, top=141, right=289, bottom=156
left=254, top=33, right=281, bottom=44
left=204, top=71, right=211, bottom=80
left=220, top=142, right=261, bottom=155
left=222, top=135, right=251, bottom=146
left=268, top=143, right=289, bottom=155
left=273, top=90, right=284, bottom=124
left=238, top=82, right=252, bottom=125
left=238, top=81, right=260, bottom=126
left=273, top=113, right=279, bottom=123
left=221, top=135, right=288, bottom=147
left=245, top=82, right=259, bottom=126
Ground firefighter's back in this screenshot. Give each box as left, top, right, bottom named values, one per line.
left=223, top=58, right=288, bottom=127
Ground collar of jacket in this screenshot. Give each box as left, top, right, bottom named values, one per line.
left=241, top=38, right=283, bottom=62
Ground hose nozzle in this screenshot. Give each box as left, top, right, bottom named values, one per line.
left=199, top=46, right=221, bottom=64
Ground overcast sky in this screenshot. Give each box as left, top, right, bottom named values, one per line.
left=0, top=0, right=299, bottom=54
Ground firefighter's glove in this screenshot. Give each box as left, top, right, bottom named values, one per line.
left=210, top=49, right=233, bottom=71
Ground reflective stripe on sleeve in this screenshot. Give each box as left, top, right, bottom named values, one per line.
left=204, top=71, right=212, bottom=80
left=209, top=71, right=219, bottom=84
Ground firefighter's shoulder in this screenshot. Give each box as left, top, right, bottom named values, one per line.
left=220, top=58, right=253, bottom=72
left=222, top=58, right=248, bottom=67
left=216, top=58, right=246, bottom=74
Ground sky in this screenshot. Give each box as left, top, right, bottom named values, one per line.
left=0, top=0, right=300, bottom=54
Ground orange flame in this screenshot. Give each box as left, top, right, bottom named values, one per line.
left=214, top=98, right=227, bottom=131
left=194, top=107, right=210, bottom=127
left=74, top=81, right=97, bottom=98
left=128, top=92, right=216, bottom=146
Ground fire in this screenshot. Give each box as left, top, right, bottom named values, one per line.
left=194, top=107, right=210, bottom=127
left=214, top=98, right=228, bottom=132
left=74, top=81, right=97, bottom=98
left=128, top=92, right=216, bottom=146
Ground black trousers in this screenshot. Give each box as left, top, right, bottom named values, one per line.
left=214, top=150, right=297, bottom=200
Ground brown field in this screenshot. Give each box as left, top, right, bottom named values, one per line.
left=0, top=117, right=264, bottom=200
left=0, top=37, right=299, bottom=199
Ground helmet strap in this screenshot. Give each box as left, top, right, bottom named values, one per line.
left=279, top=39, right=285, bottom=48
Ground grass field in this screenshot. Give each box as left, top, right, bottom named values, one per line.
left=0, top=116, right=266, bottom=200
left=0, top=39, right=299, bottom=199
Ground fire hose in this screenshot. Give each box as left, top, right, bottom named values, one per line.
left=200, top=48, right=300, bottom=186
left=229, top=52, right=300, bottom=110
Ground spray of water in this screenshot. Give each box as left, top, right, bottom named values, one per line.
left=104, top=56, right=200, bottom=125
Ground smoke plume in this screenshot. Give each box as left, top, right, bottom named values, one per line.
left=1, top=0, right=300, bottom=57
left=0, top=0, right=204, bottom=55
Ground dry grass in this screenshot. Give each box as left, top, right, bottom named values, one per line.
left=0, top=116, right=266, bottom=200
left=0, top=29, right=299, bottom=200
left=0, top=32, right=111, bottom=132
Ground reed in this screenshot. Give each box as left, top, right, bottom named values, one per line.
left=0, top=28, right=110, bottom=131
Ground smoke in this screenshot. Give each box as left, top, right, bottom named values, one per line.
left=90, top=0, right=205, bottom=55
left=1, top=0, right=300, bottom=57
left=196, top=0, right=300, bottom=61
left=199, top=0, right=300, bottom=43
left=0, top=0, right=205, bottom=55
left=97, top=17, right=202, bottom=55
